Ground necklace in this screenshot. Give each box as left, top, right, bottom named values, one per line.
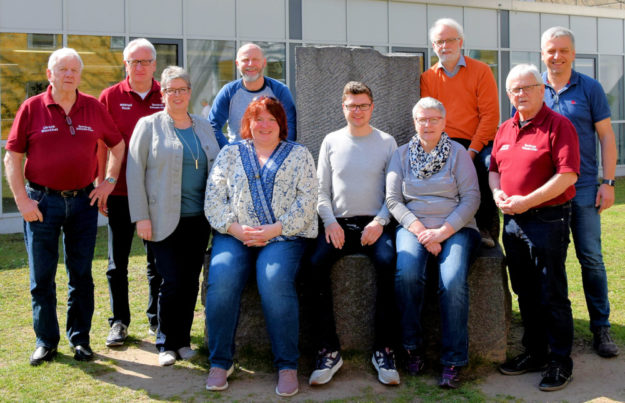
left=174, top=127, right=200, bottom=170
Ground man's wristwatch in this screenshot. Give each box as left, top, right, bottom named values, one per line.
left=105, top=177, right=117, bottom=185
left=602, top=178, right=615, bottom=187
left=373, top=216, right=389, bottom=226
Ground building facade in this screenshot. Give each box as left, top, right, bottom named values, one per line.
left=1, top=0, right=625, bottom=232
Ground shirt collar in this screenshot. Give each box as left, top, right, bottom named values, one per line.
left=542, top=69, right=579, bottom=90
left=121, top=76, right=161, bottom=95
left=437, top=54, right=466, bottom=75
left=43, top=85, right=84, bottom=114
left=513, top=103, right=550, bottom=128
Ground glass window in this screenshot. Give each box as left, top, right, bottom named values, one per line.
left=615, top=123, right=625, bottom=165
left=186, top=39, right=236, bottom=116
left=510, top=51, right=541, bottom=70
left=599, top=55, right=623, bottom=120
left=1, top=33, right=63, bottom=140
left=255, top=42, right=286, bottom=83
left=28, top=33, right=57, bottom=49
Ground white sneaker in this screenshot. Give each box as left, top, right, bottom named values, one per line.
left=309, top=350, right=343, bottom=385
left=158, top=350, right=176, bottom=366
left=148, top=325, right=158, bottom=337
left=177, top=346, right=197, bottom=360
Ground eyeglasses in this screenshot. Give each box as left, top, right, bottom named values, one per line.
left=343, top=103, right=372, bottom=111
left=432, top=37, right=460, bottom=47
left=252, top=95, right=278, bottom=102
left=126, top=59, right=154, bottom=67
left=163, top=87, right=190, bottom=96
left=506, top=84, right=542, bottom=96
left=415, top=117, right=443, bottom=126
left=66, top=116, right=76, bottom=136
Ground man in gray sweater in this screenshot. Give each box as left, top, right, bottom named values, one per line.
left=303, top=81, right=399, bottom=386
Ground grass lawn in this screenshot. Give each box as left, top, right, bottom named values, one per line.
left=0, top=179, right=623, bottom=401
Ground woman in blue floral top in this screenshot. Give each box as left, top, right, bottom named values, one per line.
left=204, top=97, right=317, bottom=397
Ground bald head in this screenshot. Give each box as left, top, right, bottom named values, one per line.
left=236, top=43, right=266, bottom=87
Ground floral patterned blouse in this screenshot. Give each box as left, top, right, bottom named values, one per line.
left=205, top=140, right=318, bottom=239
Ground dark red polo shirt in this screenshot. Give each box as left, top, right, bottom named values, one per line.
left=99, top=77, right=164, bottom=195
left=6, top=86, right=122, bottom=191
left=490, top=103, right=580, bottom=208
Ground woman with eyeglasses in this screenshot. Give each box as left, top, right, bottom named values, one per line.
left=386, top=97, right=480, bottom=389
left=204, top=96, right=317, bottom=397
left=126, top=66, right=223, bottom=366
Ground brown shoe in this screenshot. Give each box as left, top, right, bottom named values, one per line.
left=206, top=365, right=234, bottom=391
left=276, top=369, right=299, bottom=397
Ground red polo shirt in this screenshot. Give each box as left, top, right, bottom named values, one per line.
left=490, top=103, right=580, bottom=208
left=99, top=77, right=164, bottom=195
left=6, top=86, right=122, bottom=191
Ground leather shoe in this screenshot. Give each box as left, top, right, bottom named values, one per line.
left=72, top=344, right=94, bottom=361
left=30, top=346, right=57, bottom=366
left=499, top=352, right=547, bottom=375
left=539, top=360, right=572, bottom=391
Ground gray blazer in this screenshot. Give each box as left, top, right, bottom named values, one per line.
left=127, top=111, right=220, bottom=242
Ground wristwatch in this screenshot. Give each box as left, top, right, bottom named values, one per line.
left=105, top=177, right=117, bottom=185
left=602, top=178, right=615, bottom=187
left=373, top=216, right=389, bottom=226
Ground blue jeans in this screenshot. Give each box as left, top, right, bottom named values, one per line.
left=571, top=185, right=610, bottom=330
left=24, top=186, right=98, bottom=348
left=503, top=203, right=573, bottom=367
left=395, top=226, right=479, bottom=367
left=106, top=195, right=161, bottom=328
left=150, top=215, right=209, bottom=352
left=205, top=232, right=306, bottom=370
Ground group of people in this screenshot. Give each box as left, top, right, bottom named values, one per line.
left=3, top=15, right=618, bottom=398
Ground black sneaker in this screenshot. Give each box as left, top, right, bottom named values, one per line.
left=106, top=320, right=128, bottom=347
left=499, top=352, right=547, bottom=375
left=539, top=360, right=572, bottom=391
left=308, top=349, right=343, bottom=385
left=593, top=326, right=619, bottom=358
left=371, top=348, right=400, bottom=385
left=438, top=365, right=460, bottom=389
left=405, top=349, right=425, bottom=375
left=29, top=346, right=57, bottom=366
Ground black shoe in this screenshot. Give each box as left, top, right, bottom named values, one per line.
left=106, top=321, right=128, bottom=347
left=539, top=360, right=572, bottom=391
left=593, top=326, right=620, bottom=358
left=72, top=344, right=94, bottom=361
left=499, top=352, right=547, bottom=375
left=29, top=346, right=57, bottom=366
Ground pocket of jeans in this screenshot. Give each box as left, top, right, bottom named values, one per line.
left=537, top=206, right=568, bottom=224
left=26, top=187, right=46, bottom=204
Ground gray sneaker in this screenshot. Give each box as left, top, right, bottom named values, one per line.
left=106, top=321, right=128, bottom=347
left=276, top=369, right=299, bottom=397
left=372, top=348, right=400, bottom=385
left=309, top=349, right=343, bottom=385
left=206, top=365, right=234, bottom=391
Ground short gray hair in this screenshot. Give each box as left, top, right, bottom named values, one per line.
left=123, top=38, right=156, bottom=60
left=541, top=26, right=575, bottom=50
left=160, top=66, right=191, bottom=89
left=48, top=48, right=83, bottom=71
left=412, top=97, right=446, bottom=119
left=506, top=64, right=542, bottom=90
left=429, top=18, right=464, bottom=42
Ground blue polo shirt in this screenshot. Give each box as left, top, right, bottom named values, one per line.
left=542, top=70, right=612, bottom=188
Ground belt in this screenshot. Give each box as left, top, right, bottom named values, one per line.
left=524, top=201, right=571, bottom=216
left=28, top=182, right=94, bottom=198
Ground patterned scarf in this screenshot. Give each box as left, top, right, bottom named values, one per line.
left=408, top=132, right=451, bottom=179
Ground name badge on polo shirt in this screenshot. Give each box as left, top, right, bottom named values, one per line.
left=76, top=125, right=95, bottom=133
left=521, top=144, right=538, bottom=151
left=41, top=125, right=59, bottom=133
left=120, top=103, right=133, bottom=110
left=150, top=103, right=165, bottom=110
left=500, top=144, right=510, bottom=151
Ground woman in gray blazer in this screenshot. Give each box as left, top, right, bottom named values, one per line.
left=126, top=66, right=221, bottom=367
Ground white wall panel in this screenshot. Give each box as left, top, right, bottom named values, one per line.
left=128, top=0, right=182, bottom=36
left=66, top=0, right=124, bottom=33
left=237, top=0, right=285, bottom=40
left=464, top=8, right=497, bottom=49
left=598, top=18, right=621, bottom=55
left=389, top=2, right=426, bottom=47
left=347, top=0, right=387, bottom=44
left=571, top=16, right=596, bottom=53
left=0, top=0, right=62, bottom=32
left=426, top=5, right=462, bottom=34
left=185, top=0, right=235, bottom=38
left=540, top=13, right=568, bottom=37
left=302, top=0, right=346, bottom=43
left=510, top=11, right=540, bottom=51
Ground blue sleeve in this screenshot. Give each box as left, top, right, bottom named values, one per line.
left=208, top=83, right=233, bottom=141
left=268, top=79, right=297, bottom=141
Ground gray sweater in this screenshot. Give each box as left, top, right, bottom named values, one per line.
left=317, top=126, right=397, bottom=226
left=386, top=139, right=479, bottom=232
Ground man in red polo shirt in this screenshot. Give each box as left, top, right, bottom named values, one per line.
left=97, top=38, right=165, bottom=347
left=490, top=64, right=579, bottom=392
left=4, top=48, right=124, bottom=366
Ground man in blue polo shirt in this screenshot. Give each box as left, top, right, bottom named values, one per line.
left=209, top=43, right=296, bottom=142
left=541, top=26, right=618, bottom=358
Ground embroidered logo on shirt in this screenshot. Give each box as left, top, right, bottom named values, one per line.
left=76, top=125, right=94, bottom=132
left=571, top=100, right=576, bottom=105
left=120, top=103, right=133, bottom=110
left=150, top=103, right=165, bottom=109
left=41, top=125, right=58, bottom=133
left=500, top=144, right=510, bottom=151
left=521, top=144, right=537, bottom=151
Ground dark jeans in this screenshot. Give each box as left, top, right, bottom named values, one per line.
left=24, top=185, right=98, bottom=348
left=503, top=203, right=574, bottom=369
left=106, top=195, right=161, bottom=328
left=302, top=216, right=399, bottom=351
left=149, top=215, right=210, bottom=352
